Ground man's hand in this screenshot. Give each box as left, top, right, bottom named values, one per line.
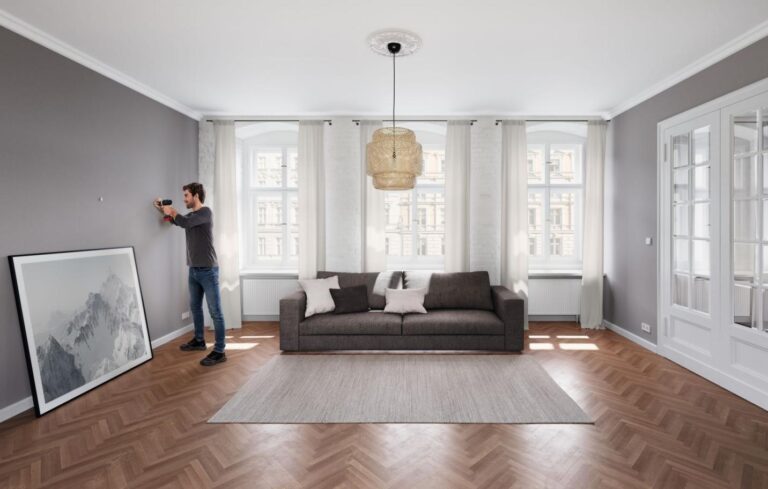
left=162, top=206, right=178, bottom=219
left=153, top=198, right=164, bottom=213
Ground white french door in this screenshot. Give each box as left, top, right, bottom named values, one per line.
left=660, top=112, right=721, bottom=366
left=658, top=79, right=768, bottom=410
left=718, top=93, right=768, bottom=405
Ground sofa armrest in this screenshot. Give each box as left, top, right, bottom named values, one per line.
left=279, top=290, right=306, bottom=351
left=491, top=285, right=525, bottom=351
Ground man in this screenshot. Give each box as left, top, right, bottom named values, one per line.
left=154, top=183, right=226, bottom=366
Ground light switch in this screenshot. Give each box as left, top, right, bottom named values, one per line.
left=645, top=237, right=653, bottom=245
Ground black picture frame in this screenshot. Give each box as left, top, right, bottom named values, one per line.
left=8, top=246, right=153, bottom=417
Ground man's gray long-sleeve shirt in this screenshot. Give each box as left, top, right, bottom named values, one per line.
left=172, top=207, right=218, bottom=267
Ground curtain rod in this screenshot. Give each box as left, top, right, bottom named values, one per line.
left=352, top=119, right=477, bottom=126
left=205, top=119, right=332, bottom=125
left=494, top=119, right=606, bottom=125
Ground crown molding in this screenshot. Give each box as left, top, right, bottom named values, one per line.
left=0, top=8, right=202, bottom=120
left=606, top=18, right=768, bottom=119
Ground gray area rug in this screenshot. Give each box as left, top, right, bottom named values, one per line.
left=209, top=354, right=592, bottom=424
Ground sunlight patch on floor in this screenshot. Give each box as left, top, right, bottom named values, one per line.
left=558, top=343, right=599, bottom=350
left=225, top=342, right=260, bottom=350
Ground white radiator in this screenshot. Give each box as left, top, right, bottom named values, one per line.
left=528, top=277, right=582, bottom=316
left=242, top=276, right=300, bottom=317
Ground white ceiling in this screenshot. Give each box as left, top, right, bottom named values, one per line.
left=1, top=1, right=768, bottom=120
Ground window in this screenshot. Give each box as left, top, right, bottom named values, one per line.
left=236, top=122, right=299, bottom=271
left=257, top=237, right=266, bottom=256
left=527, top=122, right=585, bottom=270
left=551, top=208, right=562, bottom=228
left=418, top=237, right=428, bottom=255
left=384, top=122, right=446, bottom=270
left=418, top=207, right=428, bottom=227
left=550, top=235, right=562, bottom=255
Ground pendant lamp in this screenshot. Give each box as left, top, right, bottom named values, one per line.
left=366, top=32, right=423, bottom=190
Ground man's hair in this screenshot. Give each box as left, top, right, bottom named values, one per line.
left=182, top=182, right=205, bottom=203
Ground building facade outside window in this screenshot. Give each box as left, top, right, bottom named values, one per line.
left=527, top=122, right=586, bottom=271
left=384, top=122, right=446, bottom=270
left=236, top=122, right=299, bottom=271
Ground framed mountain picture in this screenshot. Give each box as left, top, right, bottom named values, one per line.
left=9, top=247, right=152, bottom=416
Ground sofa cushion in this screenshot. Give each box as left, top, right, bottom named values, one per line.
left=402, top=310, right=504, bottom=335
left=300, top=311, right=402, bottom=335
left=317, top=271, right=402, bottom=309
left=403, top=271, right=494, bottom=311
left=330, top=285, right=370, bottom=314
left=384, top=287, right=427, bottom=314
left=298, top=276, right=340, bottom=317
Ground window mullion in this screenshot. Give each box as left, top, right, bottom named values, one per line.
left=282, top=146, right=289, bottom=268
left=544, top=142, right=551, bottom=263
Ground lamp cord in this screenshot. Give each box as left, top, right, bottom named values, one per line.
left=392, top=49, right=396, bottom=159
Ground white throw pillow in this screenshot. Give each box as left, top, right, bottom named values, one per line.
left=384, top=287, right=427, bottom=314
left=298, top=276, right=340, bottom=317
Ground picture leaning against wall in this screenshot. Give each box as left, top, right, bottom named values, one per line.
left=8, top=247, right=152, bottom=416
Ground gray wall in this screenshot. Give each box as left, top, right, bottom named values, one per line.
left=0, top=27, right=198, bottom=412
left=605, top=35, right=768, bottom=343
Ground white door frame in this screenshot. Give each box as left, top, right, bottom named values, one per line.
left=657, top=76, right=768, bottom=411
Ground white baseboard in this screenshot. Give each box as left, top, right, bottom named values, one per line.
left=151, top=323, right=194, bottom=349
left=0, top=396, right=33, bottom=424
left=603, top=319, right=658, bottom=353
left=0, top=323, right=194, bottom=425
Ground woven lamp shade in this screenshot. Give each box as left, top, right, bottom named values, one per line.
left=366, top=127, right=423, bottom=190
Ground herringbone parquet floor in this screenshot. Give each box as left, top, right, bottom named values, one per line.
left=1, top=322, right=768, bottom=489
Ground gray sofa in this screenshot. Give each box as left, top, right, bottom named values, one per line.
left=279, top=270, right=525, bottom=352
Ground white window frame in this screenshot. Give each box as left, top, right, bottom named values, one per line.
left=527, top=128, right=585, bottom=271
left=237, top=125, right=299, bottom=272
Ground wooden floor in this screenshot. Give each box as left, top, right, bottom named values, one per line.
left=2, top=322, right=768, bottom=489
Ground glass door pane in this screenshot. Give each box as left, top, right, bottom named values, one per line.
left=732, top=109, right=765, bottom=330
left=672, top=134, right=689, bottom=167
left=734, top=111, right=758, bottom=155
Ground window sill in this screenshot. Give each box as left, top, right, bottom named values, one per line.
left=240, top=270, right=298, bottom=279
left=529, top=270, right=582, bottom=279
left=529, top=270, right=608, bottom=279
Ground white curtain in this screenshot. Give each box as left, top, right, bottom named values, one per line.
left=445, top=120, right=472, bottom=272
left=213, top=121, right=241, bottom=329
left=580, top=121, right=608, bottom=329
left=360, top=120, right=386, bottom=272
left=500, top=120, right=529, bottom=330
left=298, top=121, right=325, bottom=279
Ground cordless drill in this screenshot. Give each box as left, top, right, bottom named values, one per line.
left=158, top=199, right=173, bottom=222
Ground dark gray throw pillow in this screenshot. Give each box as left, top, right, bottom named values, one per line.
left=330, top=285, right=370, bottom=314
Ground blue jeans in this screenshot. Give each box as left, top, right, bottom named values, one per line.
left=189, top=266, right=226, bottom=353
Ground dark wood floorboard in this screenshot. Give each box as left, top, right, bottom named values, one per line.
left=1, top=322, right=768, bottom=488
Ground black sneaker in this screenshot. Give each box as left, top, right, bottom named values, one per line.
left=180, top=337, right=206, bottom=351
left=200, top=350, right=226, bottom=366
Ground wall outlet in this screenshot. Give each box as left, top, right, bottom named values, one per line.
left=181, top=311, right=190, bottom=320
left=641, top=322, right=652, bottom=333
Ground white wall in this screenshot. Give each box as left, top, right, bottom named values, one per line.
left=324, top=118, right=362, bottom=272
left=470, top=118, right=502, bottom=284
